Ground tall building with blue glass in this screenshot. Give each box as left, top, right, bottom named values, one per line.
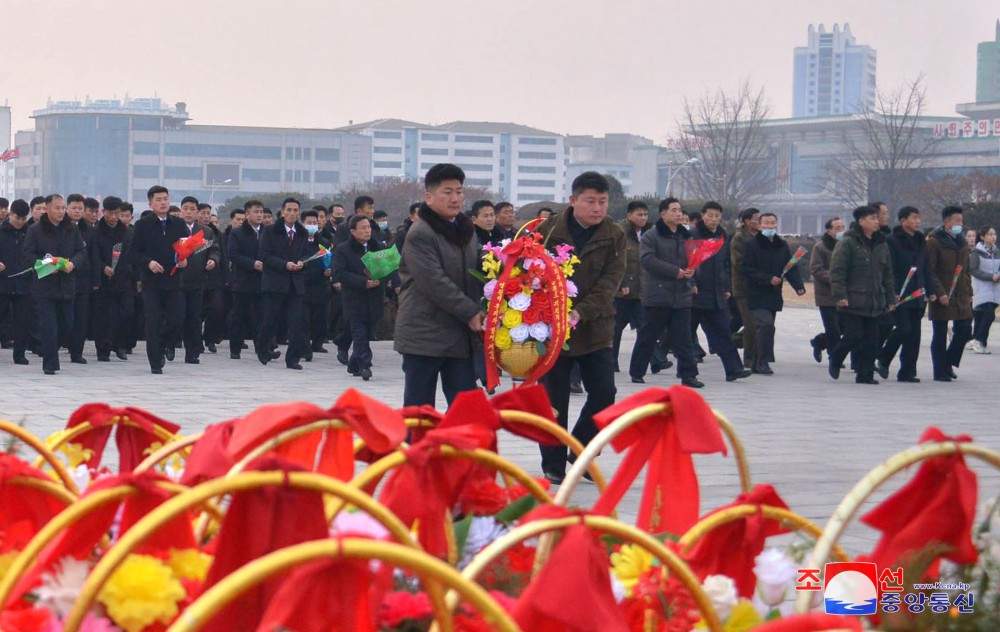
left=792, top=24, right=877, bottom=118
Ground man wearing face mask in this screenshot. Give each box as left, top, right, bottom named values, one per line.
left=300, top=209, right=333, bottom=360
left=809, top=217, right=845, bottom=363
left=926, top=205, right=974, bottom=381
left=372, top=210, right=392, bottom=247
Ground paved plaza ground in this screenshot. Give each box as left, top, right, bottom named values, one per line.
left=1, top=302, right=997, bottom=556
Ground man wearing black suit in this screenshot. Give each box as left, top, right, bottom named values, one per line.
left=227, top=200, right=265, bottom=360
left=176, top=196, right=220, bottom=365
left=256, top=197, right=309, bottom=370
left=128, top=185, right=190, bottom=374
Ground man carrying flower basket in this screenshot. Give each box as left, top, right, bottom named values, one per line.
left=535, top=171, right=625, bottom=484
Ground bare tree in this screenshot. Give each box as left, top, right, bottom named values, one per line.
left=823, top=76, right=940, bottom=210
left=675, top=80, right=774, bottom=210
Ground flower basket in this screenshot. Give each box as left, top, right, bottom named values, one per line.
left=497, top=341, right=541, bottom=378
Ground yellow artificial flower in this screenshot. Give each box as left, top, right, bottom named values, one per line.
left=495, top=327, right=513, bottom=350
left=610, top=544, right=653, bottom=592
left=502, top=309, right=522, bottom=328
left=482, top=253, right=501, bottom=280
left=509, top=266, right=522, bottom=278
left=560, top=254, right=580, bottom=277
left=98, top=554, right=186, bottom=632
left=166, top=548, right=212, bottom=582
left=0, top=551, right=19, bottom=584
left=695, top=600, right=762, bottom=631
left=142, top=441, right=185, bottom=472
left=59, top=442, right=94, bottom=469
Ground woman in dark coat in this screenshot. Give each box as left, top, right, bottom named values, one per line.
left=332, top=215, right=384, bottom=380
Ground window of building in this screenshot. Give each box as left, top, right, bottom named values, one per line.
left=517, top=179, right=555, bottom=188
left=134, top=142, right=160, bottom=155
left=454, top=149, right=493, bottom=157
left=518, top=165, right=556, bottom=174
left=164, top=166, right=203, bottom=180
left=454, top=135, right=493, bottom=144
left=456, top=164, right=493, bottom=171
left=374, top=161, right=403, bottom=169
left=244, top=169, right=281, bottom=182
left=164, top=143, right=281, bottom=159
left=374, top=146, right=402, bottom=154
left=518, top=137, right=557, bottom=145
left=466, top=178, right=493, bottom=187
left=373, top=130, right=402, bottom=139
left=518, top=193, right=555, bottom=201
left=133, top=165, right=160, bottom=178
left=315, top=148, right=340, bottom=161
left=131, top=117, right=161, bottom=131
left=284, top=147, right=312, bottom=161
left=421, top=148, right=449, bottom=156
left=204, top=163, right=241, bottom=186
left=315, top=170, right=340, bottom=183
left=518, top=152, right=556, bottom=160
left=421, top=132, right=449, bottom=141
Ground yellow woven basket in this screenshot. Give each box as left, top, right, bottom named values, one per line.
left=497, top=341, right=540, bottom=378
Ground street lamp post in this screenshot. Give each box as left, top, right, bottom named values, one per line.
left=207, top=178, right=233, bottom=207
left=665, top=158, right=700, bottom=197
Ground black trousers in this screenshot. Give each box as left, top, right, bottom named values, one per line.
left=0, top=294, right=32, bottom=360
left=541, top=348, right=616, bottom=475
left=612, top=299, right=668, bottom=370
left=401, top=353, right=477, bottom=408
left=630, top=306, right=697, bottom=379
left=143, top=288, right=184, bottom=369
left=691, top=307, right=744, bottom=376
left=68, top=292, right=91, bottom=359
left=330, top=291, right=351, bottom=352
left=812, top=305, right=843, bottom=352
left=347, top=318, right=374, bottom=372
left=37, top=297, right=73, bottom=372
left=931, top=318, right=972, bottom=378
left=94, top=290, right=134, bottom=358
left=307, top=299, right=330, bottom=350
left=202, top=286, right=226, bottom=345
left=878, top=305, right=924, bottom=379
left=230, top=292, right=260, bottom=356
left=179, top=288, right=205, bottom=361
left=973, top=302, right=998, bottom=346
left=829, top=312, right=879, bottom=381
left=258, top=290, right=307, bottom=366
left=750, top=308, right=777, bottom=368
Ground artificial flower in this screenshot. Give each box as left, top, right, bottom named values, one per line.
left=502, top=309, right=523, bottom=328
left=696, top=600, right=762, bottom=632
left=69, top=464, right=91, bottom=493
left=503, top=279, right=523, bottom=298
left=36, top=557, right=91, bottom=618
left=378, top=591, right=433, bottom=628
left=483, top=279, right=498, bottom=300
left=509, top=325, right=530, bottom=344
left=553, top=243, right=575, bottom=264
left=330, top=510, right=390, bottom=541
left=753, top=547, right=797, bottom=607
left=482, top=253, right=501, bottom=280
left=610, top=544, right=653, bottom=592
left=495, top=327, right=512, bottom=350
left=166, top=548, right=212, bottom=582
left=77, top=613, right=121, bottom=632
left=459, top=517, right=509, bottom=568
left=609, top=573, right=627, bottom=603
left=521, top=305, right=543, bottom=325
left=98, top=554, right=186, bottom=632
left=522, top=257, right=545, bottom=270
left=507, top=293, right=532, bottom=312
left=702, top=575, right=739, bottom=621
left=565, top=280, right=579, bottom=297
left=459, top=479, right=509, bottom=516
left=529, top=323, right=550, bottom=342
left=560, top=254, right=580, bottom=277
left=0, top=606, right=57, bottom=632
left=59, top=442, right=94, bottom=469
left=530, top=291, right=551, bottom=311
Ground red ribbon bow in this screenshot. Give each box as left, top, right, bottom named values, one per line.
left=64, top=403, right=181, bottom=473
left=861, top=427, right=978, bottom=580
left=591, top=386, right=726, bottom=535
left=0, top=455, right=69, bottom=553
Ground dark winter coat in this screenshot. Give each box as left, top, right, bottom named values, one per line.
left=537, top=208, right=625, bottom=356
left=73, top=221, right=102, bottom=295
left=303, top=236, right=333, bottom=306
left=730, top=226, right=755, bottom=299
left=333, top=238, right=385, bottom=323
left=394, top=204, right=482, bottom=358
left=93, top=218, right=133, bottom=293
left=886, top=226, right=930, bottom=310
left=179, top=222, right=221, bottom=291
left=202, top=222, right=226, bottom=290
left=809, top=233, right=838, bottom=308
left=740, top=232, right=805, bottom=312
left=228, top=222, right=263, bottom=294
left=926, top=227, right=973, bottom=321
left=639, top=219, right=693, bottom=309
left=0, top=219, right=31, bottom=295
left=830, top=226, right=896, bottom=318
left=128, top=213, right=190, bottom=291
left=22, top=214, right=87, bottom=300
left=259, top=221, right=310, bottom=295
left=690, top=221, right=730, bottom=311
left=617, top=218, right=648, bottom=299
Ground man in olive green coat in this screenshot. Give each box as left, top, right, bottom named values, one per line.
left=926, top=205, right=974, bottom=381
left=730, top=208, right=760, bottom=368
left=827, top=206, right=896, bottom=384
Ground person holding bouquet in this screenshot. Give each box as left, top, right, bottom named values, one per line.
left=332, top=215, right=385, bottom=380
left=176, top=196, right=221, bottom=365
left=92, top=196, right=134, bottom=362
left=927, top=206, right=974, bottom=381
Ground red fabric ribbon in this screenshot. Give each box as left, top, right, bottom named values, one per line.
left=180, top=420, right=237, bottom=486
left=512, top=505, right=628, bottom=632
left=488, top=384, right=561, bottom=447
left=170, top=230, right=206, bottom=276
left=681, top=484, right=791, bottom=598
left=861, top=427, right=978, bottom=579
left=64, top=403, right=181, bottom=473
left=591, top=386, right=726, bottom=535
left=0, top=455, right=68, bottom=553
left=752, top=613, right=862, bottom=632
left=200, top=456, right=330, bottom=632
left=7, top=471, right=193, bottom=607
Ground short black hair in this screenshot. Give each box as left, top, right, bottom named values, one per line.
left=312, top=204, right=327, bottom=213
left=10, top=199, right=29, bottom=217
left=348, top=215, right=371, bottom=230
left=102, top=196, right=123, bottom=211
left=244, top=199, right=263, bottom=211
left=535, top=206, right=554, bottom=218
left=0, top=198, right=8, bottom=210
left=30, top=196, right=46, bottom=208
left=66, top=193, right=85, bottom=205
left=140, top=210, right=155, bottom=220
left=626, top=201, right=648, bottom=214
left=84, top=197, right=100, bottom=210
left=281, top=197, right=301, bottom=210
left=180, top=196, right=199, bottom=207
left=739, top=207, right=760, bottom=223
left=354, top=195, right=375, bottom=211
left=330, top=203, right=345, bottom=212
left=897, top=206, right=919, bottom=221
left=120, top=202, right=134, bottom=214
left=702, top=201, right=723, bottom=214
left=300, top=209, right=319, bottom=221
left=168, top=205, right=180, bottom=214
left=869, top=201, right=887, bottom=210
left=942, top=205, right=963, bottom=221
left=229, top=209, right=245, bottom=219
left=853, top=205, right=877, bottom=221
left=198, top=203, right=212, bottom=212
left=495, top=201, right=513, bottom=214
left=658, top=197, right=680, bottom=212
left=570, top=171, right=609, bottom=197
left=373, top=210, right=389, bottom=219
left=424, top=163, right=466, bottom=189
left=759, top=212, right=777, bottom=222
left=686, top=211, right=699, bottom=223
left=978, top=225, right=994, bottom=240
left=263, top=208, right=273, bottom=216
left=824, top=217, right=841, bottom=230
left=408, top=202, right=421, bottom=216
left=470, top=200, right=495, bottom=218
left=146, top=185, right=168, bottom=200
left=44, top=193, right=64, bottom=205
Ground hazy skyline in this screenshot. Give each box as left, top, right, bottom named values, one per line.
left=3, top=1, right=997, bottom=145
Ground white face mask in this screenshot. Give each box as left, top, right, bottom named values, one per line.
left=378, top=221, right=388, bottom=230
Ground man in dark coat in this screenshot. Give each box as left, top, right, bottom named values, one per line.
left=926, top=205, right=974, bottom=381
left=828, top=206, right=897, bottom=384
left=22, top=194, right=87, bottom=374
left=808, top=217, right=845, bottom=362
left=689, top=201, right=751, bottom=382
left=394, top=164, right=482, bottom=407
left=536, top=172, right=626, bottom=484
left=613, top=201, right=660, bottom=371
left=65, top=193, right=101, bottom=363
left=175, top=196, right=221, bottom=364
left=198, top=202, right=227, bottom=353
left=0, top=200, right=33, bottom=364
left=877, top=206, right=932, bottom=382
left=740, top=212, right=806, bottom=375
left=92, top=196, right=134, bottom=362
left=730, top=208, right=760, bottom=368
left=300, top=209, right=333, bottom=360
left=333, top=215, right=386, bottom=380
left=256, top=197, right=310, bottom=369
left=128, top=185, right=191, bottom=374
left=227, top=201, right=264, bottom=360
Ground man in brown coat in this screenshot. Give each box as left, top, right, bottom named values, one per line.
left=537, top=171, right=626, bottom=484
left=927, top=205, right=974, bottom=381
left=809, top=217, right=845, bottom=362
left=730, top=208, right=760, bottom=368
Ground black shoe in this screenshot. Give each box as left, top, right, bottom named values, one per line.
left=97, top=356, right=110, bottom=362
left=898, top=377, right=921, bottom=383
left=543, top=470, right=564, bottom=485
left=151, top=367, right=162, bottom=375
left=348, top=368, right=361, bottom=377
left=630, top=376, right=645, bottom=384
left=240, top=342, right=249, bottom=350
left=811, top=340, right=823, bottom=363
left=270, top=350, right=282, bottom=361
left=856, top=377, right=880, bottom=385
left=726, top=369, right=752, bottom=382
left=934, top=375, right=952, bottom=382
left=70, top=356, right=87, bottom=365
left=116, top=348, right=128, bottom=361
left=569, top=381, right=583, bottom=394
left=613, top=363, right=620, bottom=373
left=337, top=349, right=349, bottom=365
left=312, top=345, right=328, bottom=353
left=206, top=342, right=217, bottom=354
left=361, top=368, right=372, bottom=381
left=286, top=363, right=303, bottom=370
left=875, top=362, right=889, bottom=380
left=230, top=352, right=241, bottom=360
left=681, top=377, right=705, bottom=389
left=828, top=360, right=840, bottom=380
left=184, top=358, right=200, bottom=365
left=948, top=369, right=958, bottom=380
left=753, top=364, right=774, bottom=376
left=303, top=353, right=313, bottom=362
left=257, top=352, right=270, bottom=366
left=163, top=346, right=175, bottom=362
left=13, top=357, right=28, bottom=366
left=580, top=470, right=595, bottom=484
left=43, top=369, right=56, bottom=376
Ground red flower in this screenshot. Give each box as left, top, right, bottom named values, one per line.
left=503, top=543, right=536, bottom=575
left=0, top=606, right=55, bottom=632
left=530, top=290, right=551, bottom=311
left=521, top=305, right=543, bottom=325
left=503, top=280, right=524, bottom=299
left=459, top=479, right=508, bottom=515
left=378, top=591, right=433, bottom=628
left=507, top=478, right=551, bottom=502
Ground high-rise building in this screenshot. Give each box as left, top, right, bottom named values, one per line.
left=793, top=24, right=877, bottom=118
left=977, top=21, right=1000, bottom=104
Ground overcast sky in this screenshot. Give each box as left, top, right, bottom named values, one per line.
left=3, top=0, right=997, bottom=144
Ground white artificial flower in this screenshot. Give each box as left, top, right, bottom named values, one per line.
left=702, top=574, right=738, bottom=621
left=610, top=573, right=627, bottom=603
left=330, top=510, right=390, bottom=541
left=483, top=279, right=498, bottom=300
left=459, top=517, right=508, bottom=569
left=509, top=324, right=531, bottom=343
left=565, top=280, right=579, bottom=297
left=508, top=293, right=532, bottom=312
left=753, top=548, right=797, bottom=607
left=164, top=464, right=184, bottom=482
left=529, top=322, right=550, bottom=342
left=70, top=464, right=90, bottom=494
left=522, top=257, right=545, bottom=270
left=531, top=277, right=542, bottom=290
left=35, top=557, right=91, bottom=618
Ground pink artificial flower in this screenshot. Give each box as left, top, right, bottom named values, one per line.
left=483, top=279, right=498, bottom=300
left=565, top=280, right=579, bottom=297
left=78, top=613, right=120, bottom=632
left=553, top=243, right=575, bottom=264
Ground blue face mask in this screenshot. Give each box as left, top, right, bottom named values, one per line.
left=304, top=224, right=319, bottom=236
left=949, top=224, right=963, bottom=236
left=378, top=221, right=388, bottom=230
left=761, top=228, right=777, bottom=238
left=835, top=230, right=845, bottom=241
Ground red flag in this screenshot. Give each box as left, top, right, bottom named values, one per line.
left=0, top=147, right=20, bottom=162
left=685, top=238, right=724, bottom=269
left=169, top=230, right=206, bottom=276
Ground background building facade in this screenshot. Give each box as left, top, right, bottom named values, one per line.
left=978, top=21, right=1000, bottom=104
left=793, top=24, right=877, bottom=118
